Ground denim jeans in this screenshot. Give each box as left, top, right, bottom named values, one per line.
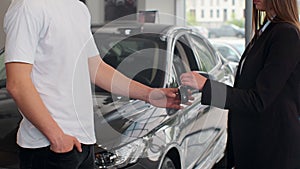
left=19, top=144, right=95, bottom=169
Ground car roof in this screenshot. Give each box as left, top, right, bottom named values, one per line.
left=92, top=22, right=187, bottom=37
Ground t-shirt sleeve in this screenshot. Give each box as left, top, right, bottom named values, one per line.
left=85, top=34, right=99, bottom=58
left=4, top=2, right=43, bottom=64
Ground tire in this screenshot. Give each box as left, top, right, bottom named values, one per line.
left=161, top=156, right=177, bottom=169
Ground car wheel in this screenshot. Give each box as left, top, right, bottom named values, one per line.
left=161, top=156, right=177, bottom=169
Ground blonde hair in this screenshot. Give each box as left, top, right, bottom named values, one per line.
left=252, top=0, right=300, bottom=35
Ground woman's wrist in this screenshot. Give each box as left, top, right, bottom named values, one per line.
left=198, top=77, right=208, bottom=91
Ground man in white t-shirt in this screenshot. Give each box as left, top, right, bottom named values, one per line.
left=3, top=0, right=181, bottom=169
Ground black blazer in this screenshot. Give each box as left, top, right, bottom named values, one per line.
left=202, top=21, right=300, bottom=169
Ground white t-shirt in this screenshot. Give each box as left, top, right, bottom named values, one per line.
left=4, top=0, right=99, bottom=148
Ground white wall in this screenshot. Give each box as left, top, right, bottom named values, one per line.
left=0, top=0, right=11, bottom=48
left=140, top=0, right=186, bottom=25
left=145, top=0, right=175, bottom=25
left=86, top=0, right=105, bottom=25
left=175, top=0, right=186, bottom=26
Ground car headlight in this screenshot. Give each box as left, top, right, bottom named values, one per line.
left=114, top=138, right=147, bottom=167
left=95, top=138, right=147, bottom=168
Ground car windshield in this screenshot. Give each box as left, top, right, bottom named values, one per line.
left=94, top=34, right=166, bottom=88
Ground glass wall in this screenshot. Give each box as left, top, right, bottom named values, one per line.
left=186, top=0, right=246, bottom=62
left=186, top=0, right=300, bottom=60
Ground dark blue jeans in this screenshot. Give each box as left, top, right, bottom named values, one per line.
left=19, top=144, right=95, bottom=169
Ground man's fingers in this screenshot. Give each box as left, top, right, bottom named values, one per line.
left=155, top=88, right=178, bottom=98
left=169, top=104, right=183, bottom=109
left=184, top=101, right=193, bottom=106
left=164, top=88, right=178, bottom=98
left=73, top=138, right=82, bottom=152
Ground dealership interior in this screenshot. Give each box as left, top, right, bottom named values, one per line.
left=1, top=0, right=299, bottom=169
left=0, top=1, right=250, bottom=169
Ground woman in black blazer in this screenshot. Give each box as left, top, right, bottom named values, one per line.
left=181, top=0, right=300, bottom=168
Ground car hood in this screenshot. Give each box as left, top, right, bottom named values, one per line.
left=92, top=92, right=170, bottom=149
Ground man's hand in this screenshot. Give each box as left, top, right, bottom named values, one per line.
left=50, top=134, right=82, bottom=153
left=147, top=88, right=182, bottom=109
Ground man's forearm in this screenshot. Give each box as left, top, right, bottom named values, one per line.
left=89, top=56, right=152, bottom=102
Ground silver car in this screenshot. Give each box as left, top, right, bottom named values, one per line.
left=92, top=22, right=233, bottom=169
left=0, top=22, right=233, bottom=169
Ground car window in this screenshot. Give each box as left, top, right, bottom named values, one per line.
left=190, top=35, right=216, bottom=72
left=167, top=36, right=190, bottom=88
left=94, top=35, right=166, bottom=88
left=167, top=35, right=191, bottom=87
left=0, top=48, right=6, bottom=88
left=173, top=54, right=187, bottom=79
left=166, top=67, right=180, bottom=115
left=0, top=48, right=5, bottom=80
left=98, top=36, right=158, bottom=66
left=167, top=67, right=179, bottom=88
left=217, top=46, right=240, bottom=62
left=232, top=43, right=245, bottom=56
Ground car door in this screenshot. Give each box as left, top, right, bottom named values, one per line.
left=0, top=48, right=21, bottom=169
left=166, top=33, right=225, bottom=169
left=175, top=33, right=230, bottom=168
left=188, top=33, right=234, bottom=85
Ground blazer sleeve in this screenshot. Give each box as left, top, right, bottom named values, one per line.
left=201, top=24, right=300, bottom=114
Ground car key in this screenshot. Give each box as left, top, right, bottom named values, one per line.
left=178, top=85, right=189, bottom=104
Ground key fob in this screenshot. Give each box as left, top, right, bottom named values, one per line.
left=178, top=86, right=189, bottom=104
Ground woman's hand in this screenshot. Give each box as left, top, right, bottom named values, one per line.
left=180, top=71, right=207, bottom=91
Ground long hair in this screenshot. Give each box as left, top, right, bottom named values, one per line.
left=252, top=0, right=300, bottom=35
left=252, top=5, right=265, bottom=36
